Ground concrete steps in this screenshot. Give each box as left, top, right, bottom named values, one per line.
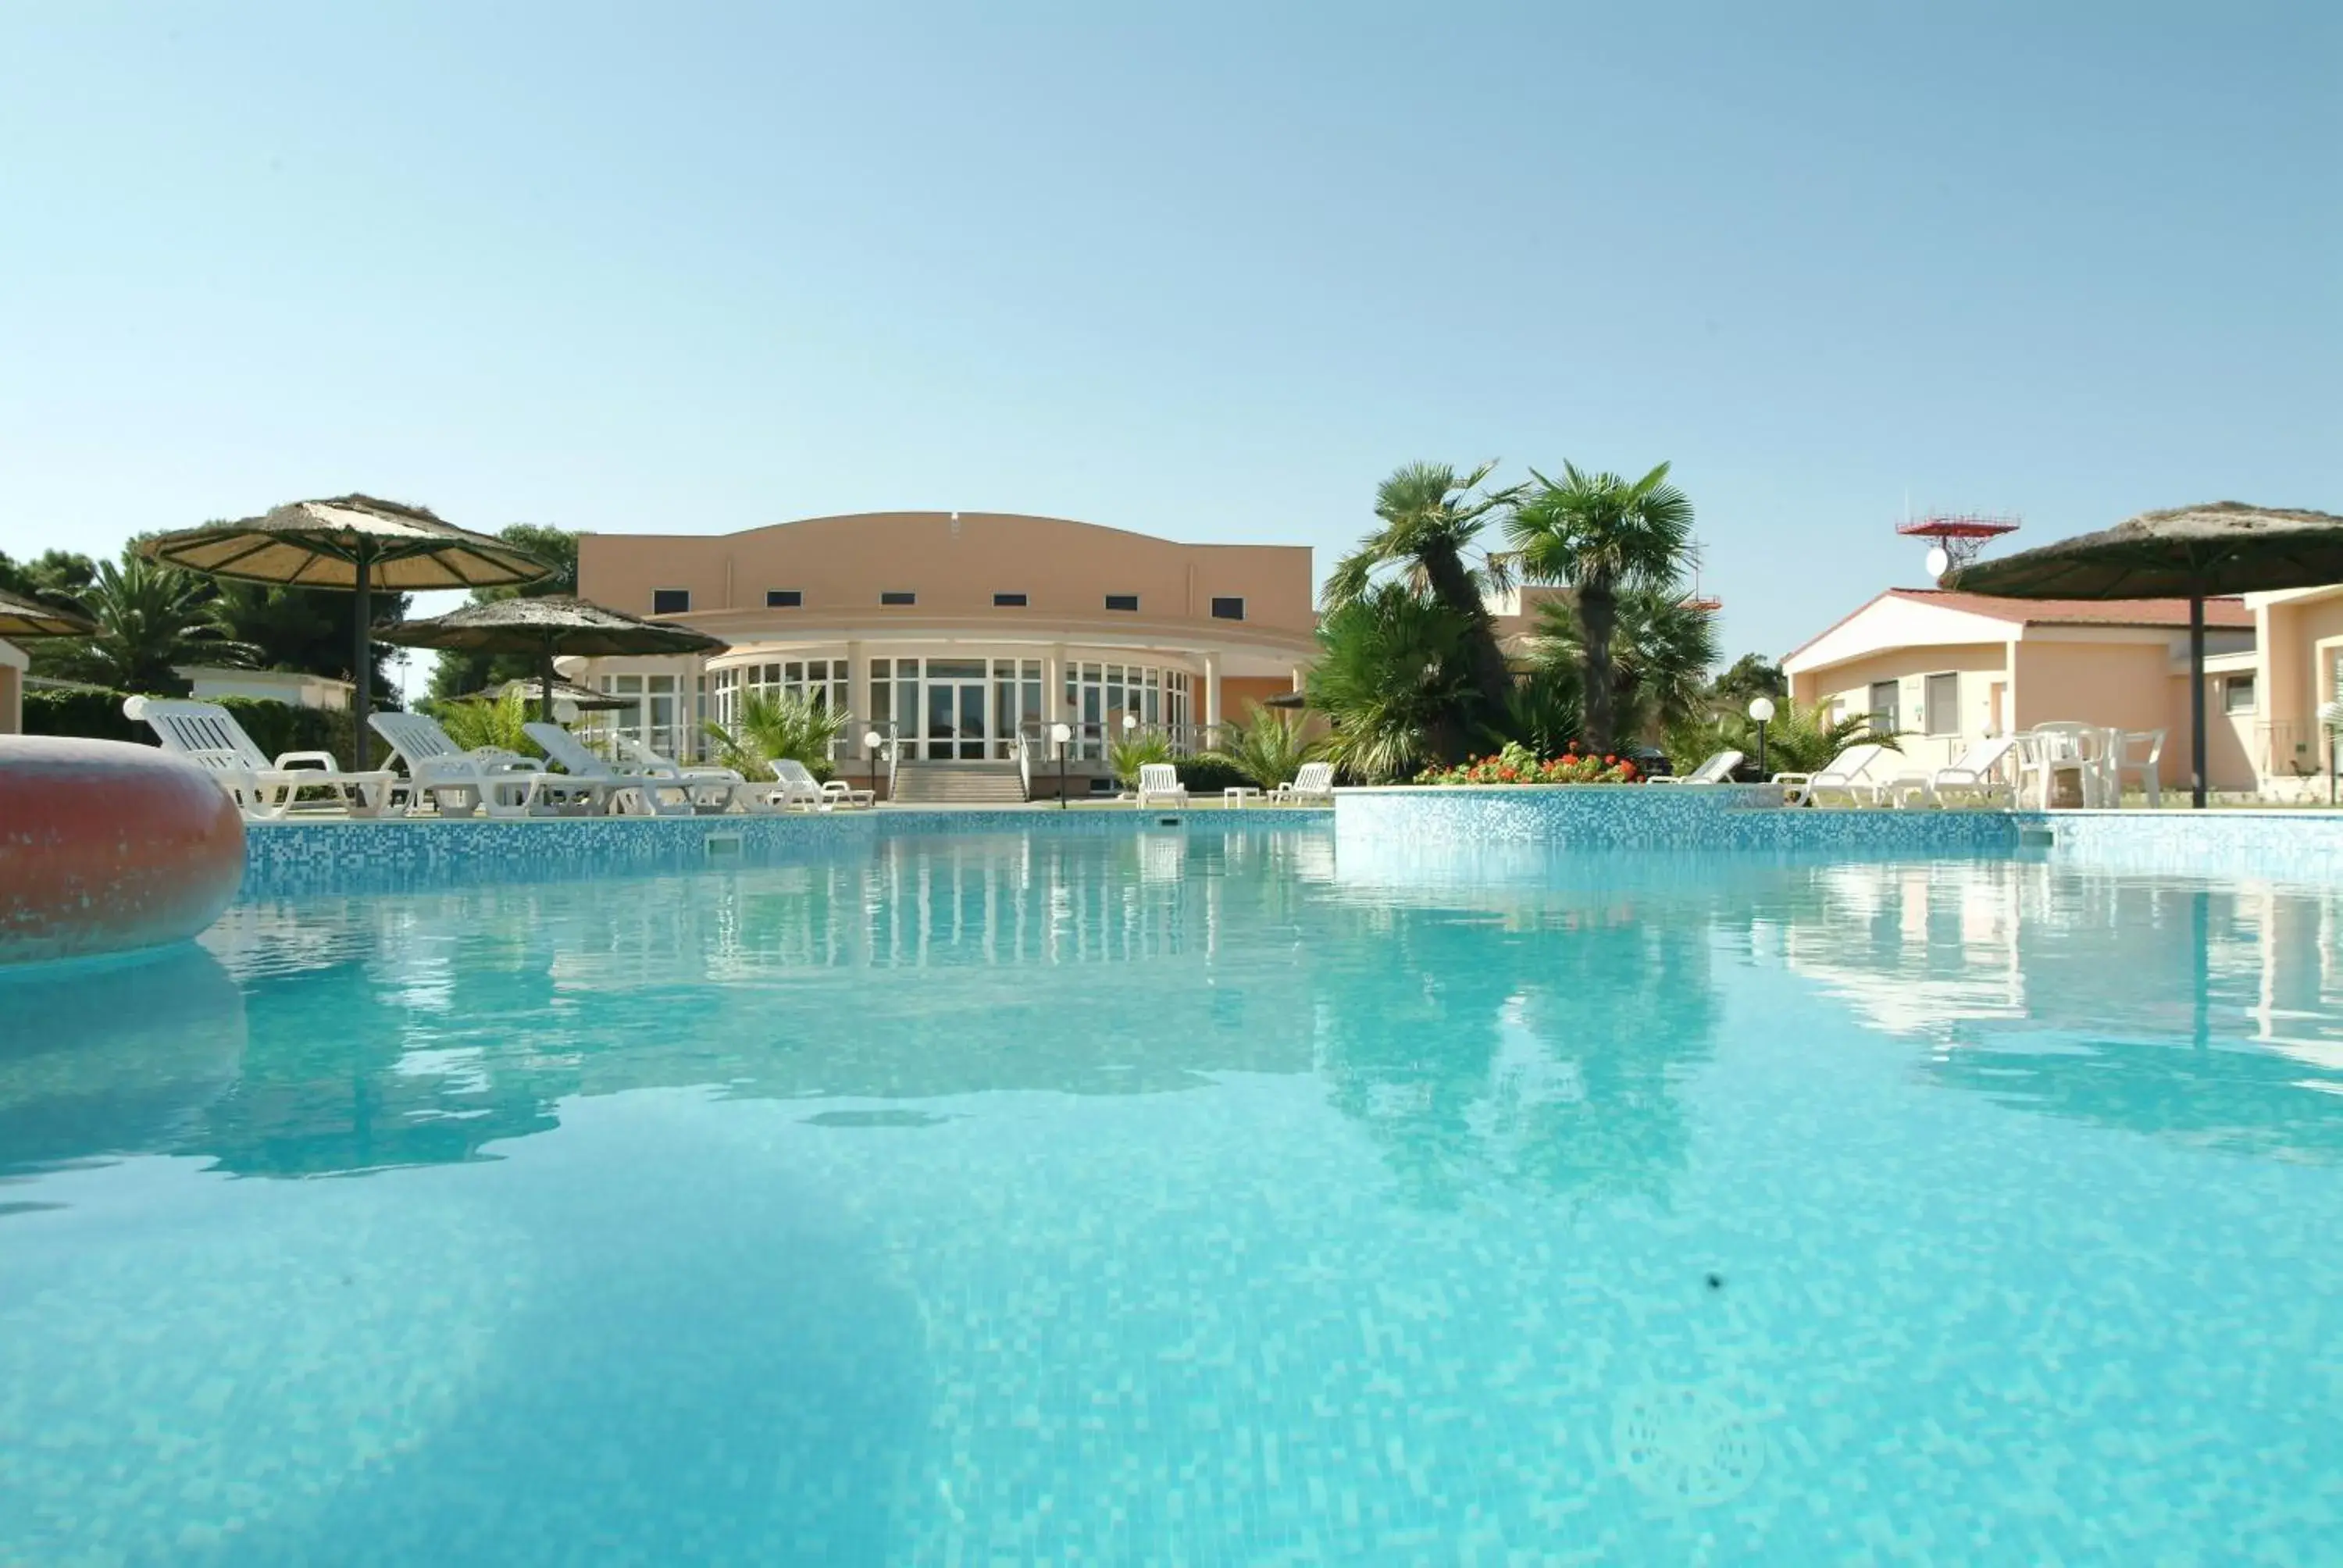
left=890, top=762, right=1029, bottom=805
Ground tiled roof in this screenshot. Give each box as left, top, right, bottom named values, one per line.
left=1783, top=587, right=2256, bottom=666
left=1888, top=588, right=2254, bottom=628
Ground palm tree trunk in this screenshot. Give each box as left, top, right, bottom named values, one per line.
left=1420, top=551, right=1513, bottom=722
left=1581, top=580, right=1617, bottom=755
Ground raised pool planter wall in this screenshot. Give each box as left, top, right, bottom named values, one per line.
left=237, top=807, right=1328, bottom=898
left=2035, top=810, right=2343, bottom=885
left=1333, top=784, right=2021, bottom=853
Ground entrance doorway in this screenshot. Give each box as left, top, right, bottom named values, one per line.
left=925, top=660, right=987, bottom=759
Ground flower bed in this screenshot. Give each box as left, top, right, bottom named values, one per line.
left=1415, top=743, right=1641, bottom=786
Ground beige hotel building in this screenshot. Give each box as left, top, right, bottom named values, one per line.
left=566, top=510, right=1317, bottom=793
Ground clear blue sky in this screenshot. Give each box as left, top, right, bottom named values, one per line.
left=3, top=1, right=2336, bottom=686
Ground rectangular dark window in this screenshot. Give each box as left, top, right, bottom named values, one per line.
left=1868, top=680, right=1899, bottom=734
left=766, top=589, right=801, bottom=608
left=881, top=591, right=915, bottom=606
left=1210, top=596, right=1245, bottom=622
left=1105, top=593, right=1139, bottom=612
left=1924, top=672, right=1959, bottom=735
left=2224, top=673, right=2256, bottom=715
left=993, top=592, right=1028, bottom=607
left=653, top=589, right=690, bottom=615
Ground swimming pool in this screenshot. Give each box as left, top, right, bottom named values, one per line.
left=3, top=826, right=2338, bottom=1564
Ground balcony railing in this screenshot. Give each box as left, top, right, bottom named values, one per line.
left=2257, top=719, right=2337, bottom=782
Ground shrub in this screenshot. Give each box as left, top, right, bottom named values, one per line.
left=1175, top=756, right=1252, bottom=794
left=22, top=687, right=141, bottom=743
left=1204, top=707, right=1318, bottom=788
left=425, top=689, right=540, bottom=757
left=223, top=697, right=357, bottom=763
left=1416, top=740, right=1641, bottom=786
left=1107, top=730, right=1175, bottom=788
left=702, top=690, right=845, bottom=781
left=23, top=688, right=360, bottom=761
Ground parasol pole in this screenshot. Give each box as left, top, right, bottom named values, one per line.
left=353, top=539, right=374, bottom=771
left=2188, top=590, right=2206, bottom=810
left=541, top=635, right=558, bottom=725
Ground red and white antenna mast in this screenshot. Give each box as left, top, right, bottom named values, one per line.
left=1898, top=510, right=2021, bottom=582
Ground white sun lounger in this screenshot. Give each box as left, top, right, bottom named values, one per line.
left=1647, top=749, right=1744, bottom=786
left=1883, top=736, right=2018, bottom=808
left=369, top=711, right=560, bottom=818
left=1774, top=743, right=1892, bottom=807
left=1269, top=761, right=1335, bottom=804
left=1135, top=762, right=1189, bottom=808
left=612, top=736, right=781, bottom=814
left=127, top=697, right=401, bottom=818
left=770, top=758, right=873, bottom=810
left=522, top=722, right=707, bottom=816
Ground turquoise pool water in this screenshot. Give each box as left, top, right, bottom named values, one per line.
left=2, top=829, right=2338, bottom=1565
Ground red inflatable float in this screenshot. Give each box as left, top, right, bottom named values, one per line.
left=0, top=736, right=246, bottom=964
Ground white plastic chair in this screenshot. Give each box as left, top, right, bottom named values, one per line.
left=1774, top=743, right=1891, bottom=807
left=2023, top=722, right=2113, bottom=809
left=1135, top=762, right=1189, bottom=808
left=127, top=697, right=401, bottom=818
left=523, top=722, right=699, bottom=816
left=2113, top=729, right=2165, bottom=809
left=1270, top=761, right=1336, bottom=804
left=369, top=711, right=555, bottom=818
left=1647, top=750, right=1743, bottom=786
left=772, top=758, right=872, bottom=810
left=1884, top=736, right=2017, bottom=808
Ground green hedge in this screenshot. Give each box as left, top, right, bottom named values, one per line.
left=1175, top=757, right=1252, bottom=793
left=21, top=688, right=141, bottom=743
left=23, top=689, right=362, bottom=763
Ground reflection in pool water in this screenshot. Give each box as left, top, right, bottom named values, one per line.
left=1, top=829, right=2337, bottom=1563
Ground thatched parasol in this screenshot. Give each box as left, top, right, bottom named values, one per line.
left=380, top=595, right=726, bottom=724
left=1944, top=501, right=2343, bottom=807
left=0, top=586, right=98, bottom=640
left=459, top=676, right=629, bottom=712
left=142, top=496, right=556, bottom=768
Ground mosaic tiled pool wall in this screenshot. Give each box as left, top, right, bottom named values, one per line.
left=872, top=807, right=1326, bottom=839
left=2035, top=810, right=2343, bottom=886
left=1335, top=785, right=2022, bottom=853
left=237, top=807, right=1332, bottom=898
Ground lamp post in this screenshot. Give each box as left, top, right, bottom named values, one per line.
left=1747, top=696, right=1775, bottom=779
left=2320, top=700, right=2343, bottom=809
left=863, top=728, right=883, bottom=802
left=1050, top=722, right=1072, bottom=809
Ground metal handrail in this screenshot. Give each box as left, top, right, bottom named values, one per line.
left=1039, top=719, right=1234, bottom=762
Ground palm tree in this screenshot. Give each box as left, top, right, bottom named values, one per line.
left=43, top=551, right=255, bottom=692
left=431, top=687, right=540, bottom=756
left=1204, top=705, right=1318, bottom=789
left=1507, top=461, right=1696, bottom=755
left=1530, top=579, right=1721, bottom=747
left=1710, top=697, right=1895, bottom=775
left=703, top=690, right=849, bottom=781
left=1323, top=461, right=1517, bottom=722
left=1306, top=584, right=1476, bottom=782
left=1107, top=728, right=1175, bottom=788
left=1496, top=668, right=1582, bottom=760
